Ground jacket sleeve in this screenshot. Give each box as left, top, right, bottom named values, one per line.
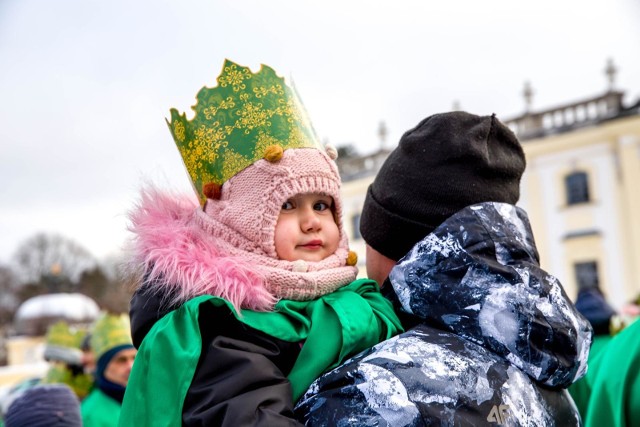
left=129, top=282, right=304, bottom=426
left=182, top=300, right=304, bottom=427
left=129, top=276, right=181, bottom=349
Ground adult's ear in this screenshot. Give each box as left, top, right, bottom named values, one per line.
left=365, top=244, right=397, bottom=287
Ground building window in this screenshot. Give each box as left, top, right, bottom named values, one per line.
left=351, top=213, right=362, bottom=240
left=565, top=171, right=590, bottom=205
left=575, top=261, right=599, bottom=291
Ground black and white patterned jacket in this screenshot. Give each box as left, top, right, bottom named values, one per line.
left=295, top=202, right=593, bottom=426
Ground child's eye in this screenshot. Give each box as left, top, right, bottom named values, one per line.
left=314, top=201, right=331, bottom=211
left=282, top=200, right=294, bottom=210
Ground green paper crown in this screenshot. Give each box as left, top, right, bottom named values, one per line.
left=43, top=365, right=94, bottom=399
left=45, top=321, right=85, bottom=349
left=167, top=59, right=323, bottom=205
left=90, top=313, right=132, bottom=361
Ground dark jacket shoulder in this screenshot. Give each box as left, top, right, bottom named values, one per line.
left=296, top=203, right=591, bottom=426
left=129, top=280, right=303, bottom=426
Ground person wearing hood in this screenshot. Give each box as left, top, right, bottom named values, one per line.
left=295, top=111, right=594, bottom=426
left=81, top=313, right=136, bottom=427
left=41, top=321, right=94, bottom=401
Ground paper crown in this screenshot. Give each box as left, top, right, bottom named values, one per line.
left=44, top=321, right=87, bottom=365
left=45, top=321, right=85, bottom=349
left=167, top=59, right=324, bottom=205
left=90, top=313, right=132, bottom=361
left=42, top=365, right=94, bottom=400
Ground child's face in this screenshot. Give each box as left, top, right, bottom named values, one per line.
left=274, top=193, right=340, bottom=262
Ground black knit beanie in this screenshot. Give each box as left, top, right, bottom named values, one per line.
left=360, top=111, right=526, bottom=261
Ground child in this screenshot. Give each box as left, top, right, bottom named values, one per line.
left=118, top=60, right=402, bottom=426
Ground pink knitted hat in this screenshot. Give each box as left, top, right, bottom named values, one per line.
left=142, top=60, right=358, bottom=308
left=197, top=146, right=358, bottom=301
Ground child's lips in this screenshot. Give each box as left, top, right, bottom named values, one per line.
left=300, top=240, right=323, bottom=249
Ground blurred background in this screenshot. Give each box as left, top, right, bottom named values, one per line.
left=1, top=0, right=639, bottom=392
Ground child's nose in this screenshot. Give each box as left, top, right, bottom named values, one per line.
left=301, top=209, right=321, bottom=232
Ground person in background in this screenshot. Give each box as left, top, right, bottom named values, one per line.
left=80, top=333, right=96, bottom=376
left=41, top=321, right=94, bottom=400
left=4, top=384, right=81, bottom=427
left=0, top=322, right=93, bottom=423
left=295, top=111, right=593, bottom=426
left=0, top=378, right=40, bottom=426
left=568, top=289, right=639, bottom=427
left=81, top=313, right=136, bottom=427
left=581, top=315, right=640, bottom=427
left=573, top=287, right=617, bottom=337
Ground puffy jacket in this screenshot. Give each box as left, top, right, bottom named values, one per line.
left=295, top=202, right=593, bottom=426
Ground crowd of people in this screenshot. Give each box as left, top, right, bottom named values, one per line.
left=1, top=313, right=136, bottom=427
left=2, top=59, right=638, bottom=426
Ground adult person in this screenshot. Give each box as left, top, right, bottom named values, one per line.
left=0, top=321, right=93, bottom=422
left=81, top=313, right=136, bottom=427
left=41, top=321, right=94, bottom=400
left=295, top=111, right=593, bottom=426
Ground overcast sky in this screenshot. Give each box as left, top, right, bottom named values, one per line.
left=1, top=0, right=639, bottom=265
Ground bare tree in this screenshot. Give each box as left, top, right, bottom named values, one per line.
left=0, top=265, right=19, bottom=326
left=336, top=143, right=358, bottom=159
left=13, top=233, right=96, bottom=287
left=0, top=265, right=19, bottom=364
left=78, top=264, right=132, bottom=314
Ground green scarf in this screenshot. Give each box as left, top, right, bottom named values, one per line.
left=119, top=279, right=402, bottom=427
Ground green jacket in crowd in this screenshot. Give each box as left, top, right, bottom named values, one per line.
left=81, top=388, right=122, bottom=427
left=579, top=319, right=640, bottom=427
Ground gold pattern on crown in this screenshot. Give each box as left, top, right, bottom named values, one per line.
left=90, top=313, right=132, bottom=360
left=167, top=60, right=323, bottom=205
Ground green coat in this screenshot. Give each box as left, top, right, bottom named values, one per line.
left=81, top=388, right=122, bottom=427
left=568, top=334, right=613, bottom=418
left=582, top=319, right=640, bottom=427
left=119, top=279, right=402, bottom=427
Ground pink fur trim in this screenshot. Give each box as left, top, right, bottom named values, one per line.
left=127, top=187, right=277, bottom=312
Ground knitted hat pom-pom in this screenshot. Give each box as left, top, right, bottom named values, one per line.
left=264, top=145, right=284, bottom=162
left=325, top=144, right=338, bottom=160
left=346, top=250, right=358, bottom=266
left=203, top=182, right=222, bottom=200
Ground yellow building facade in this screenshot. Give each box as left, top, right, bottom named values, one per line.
left=338, top=149, right=391, bottom=275
left=510, top=92, right=640, bottom=309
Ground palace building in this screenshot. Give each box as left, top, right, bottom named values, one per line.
left=338, top=60, right=640, bottom=309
